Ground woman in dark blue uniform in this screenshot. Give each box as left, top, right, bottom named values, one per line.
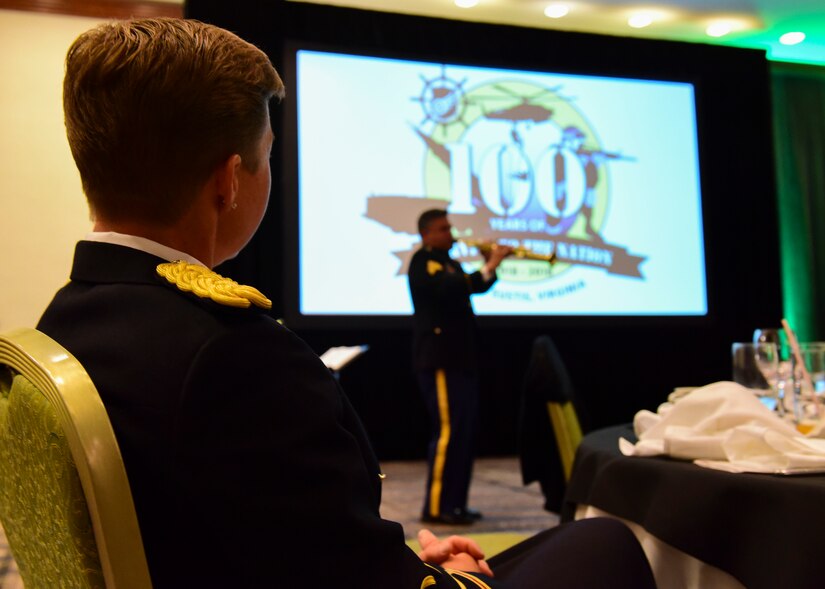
left=38, top=17, right=655, bottom=589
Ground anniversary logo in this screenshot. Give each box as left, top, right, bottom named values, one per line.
left=364, top=66, right=647, bottom=291
left=296, top=50, right=705, bottom=317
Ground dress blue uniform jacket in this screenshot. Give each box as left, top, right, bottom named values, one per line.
left=38, top=241, right=496, bottom=589
left=408, top=245, right=496, bottom=372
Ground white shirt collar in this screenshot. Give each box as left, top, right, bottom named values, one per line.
left=83, top=232, right=207, bottom=267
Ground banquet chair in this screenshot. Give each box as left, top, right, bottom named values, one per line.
left=518, top=335, right=585, bottom=512
left=0, top=327, right=152, bottom=589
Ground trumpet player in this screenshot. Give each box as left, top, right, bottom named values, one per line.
left=409, top=209, right=512, bottom=525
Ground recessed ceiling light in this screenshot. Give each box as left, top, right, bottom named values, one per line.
left=544, top=3, right=570, bottom=19
left=706, top=22, right=732, bottom=38
left=455, top=0, right=479, bottom=7
left=703, top=17, right=754, bottom=38
left=628, top=13, right=654, bottom=29
left=779, top=31, right=806, bottom=45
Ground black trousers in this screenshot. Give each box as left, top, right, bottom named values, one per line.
left=489, top=517, right=657, bottom=589
left=417, top=368, right=479, bottom=517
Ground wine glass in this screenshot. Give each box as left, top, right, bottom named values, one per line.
left=755, top=343, right=782, bottom=415
left=754, top=328, right=790, bottom=415
left=753, top=328, right=789, bottom=359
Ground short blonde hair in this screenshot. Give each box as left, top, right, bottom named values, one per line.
left=63, top=17, right=285, bottom=225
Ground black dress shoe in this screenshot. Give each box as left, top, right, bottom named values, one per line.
left=421, top=508, right=477, bottom=525
left=458, top=507, right=483, bottom=521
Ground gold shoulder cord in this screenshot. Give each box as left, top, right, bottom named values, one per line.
left=156, top=261, right=272, bottom=310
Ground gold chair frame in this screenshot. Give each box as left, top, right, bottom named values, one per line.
left=0, top=328, right=152, bottom=588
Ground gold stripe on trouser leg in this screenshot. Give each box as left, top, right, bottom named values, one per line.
left=429, top=369, right=451, bottom=517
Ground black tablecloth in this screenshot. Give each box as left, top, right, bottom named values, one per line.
left=562, top=424, right=825, bottom=589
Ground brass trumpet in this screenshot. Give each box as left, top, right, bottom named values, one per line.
left=459, top=239, right=557, bottom=264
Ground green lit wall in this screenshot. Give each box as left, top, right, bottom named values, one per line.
left=771, top=63, right=825, bottom=341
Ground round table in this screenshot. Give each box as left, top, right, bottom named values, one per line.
left=562, top=424, right=825, bottom=589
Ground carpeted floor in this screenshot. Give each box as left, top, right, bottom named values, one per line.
left=0, top=456, right=556, bottom=586
left=383, top=455, right=559, bottom=558
left=382, top=455, right=558, bottom=540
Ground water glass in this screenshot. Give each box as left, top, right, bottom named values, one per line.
left=790, top=343, right=825, bottom=423
left=799, top=342, right=825, bottom=397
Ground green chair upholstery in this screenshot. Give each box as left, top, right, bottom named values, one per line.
left=0, top=328, right=152, bottom=589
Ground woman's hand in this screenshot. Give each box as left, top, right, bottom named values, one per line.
left=416, top=528, right=494, bottom=577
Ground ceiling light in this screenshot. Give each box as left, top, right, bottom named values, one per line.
left=628, top=13, right=654, bottom=29
left=706, top=22, right=732, bottom=38
left=779, top=32, right=806, bottom=46
left=544, top=4, right=570, bottom=19
left=455, top=0, right=479, bottom=7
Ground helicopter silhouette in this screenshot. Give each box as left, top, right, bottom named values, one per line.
left=477, top=84, right=570, bottom=145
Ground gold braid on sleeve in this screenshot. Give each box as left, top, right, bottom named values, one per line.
left=156, top=261, right=272, bottom=310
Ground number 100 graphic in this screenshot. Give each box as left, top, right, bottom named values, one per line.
left=417, top=78, right=633, bottom=242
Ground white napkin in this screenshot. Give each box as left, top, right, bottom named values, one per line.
left=695, top=426, right=825, bottom=473
left=619, top=381, right=825, bottom=473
